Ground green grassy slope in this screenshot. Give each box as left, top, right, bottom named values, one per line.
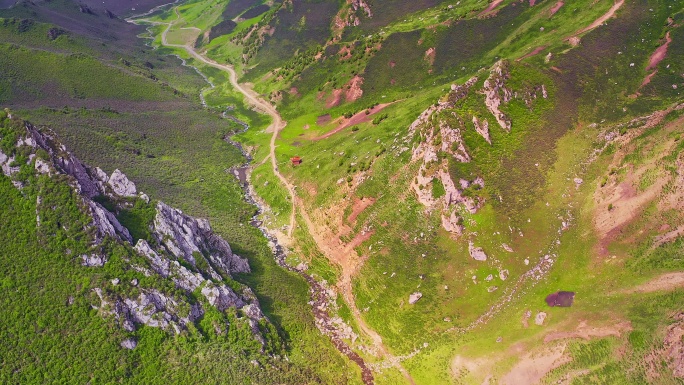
left=160, top=0, right=684, bottom=383
left=0, top=2, right=363, bottom=384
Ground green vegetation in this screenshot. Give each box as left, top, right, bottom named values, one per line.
left=4, top=0, right=684, bottom=383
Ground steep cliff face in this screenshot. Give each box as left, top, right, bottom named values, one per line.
left=0, top=115, right=267, bottom=343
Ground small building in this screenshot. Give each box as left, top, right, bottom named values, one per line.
left=291, top=156, right=302, bottom=166
left=545, top=291, right=575, bottom=307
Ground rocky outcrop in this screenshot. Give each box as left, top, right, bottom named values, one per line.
left=535, top=311, right=547, bottom=325
left=153, top=201, right=250, bottom=277
left=350, top=0, right=372, bottom=18
left=468, top=242, right=488, bottom=261
left=408, top=292, right=423, bottom=304
left=407, top=77, right=486, bottom=234
left=482, top=60, right=513, bottom=131
left=472, top=116, right=491, bottom=144
left=120, top=338, right=137, bottom=350
left=3, top=117, right=268, bottom=344
left=88, top=200, right=133, bottom=243
left=107, top=169, right=137, bottom=197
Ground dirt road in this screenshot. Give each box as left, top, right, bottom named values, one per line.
left=133, top=9, right=416, bottom=385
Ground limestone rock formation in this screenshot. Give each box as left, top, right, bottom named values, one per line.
left=107, top=169, right=137, bottom=197
left=408, top=292, right=423, bottom=304
left=4, top=120, right=268, bottom=343
left=482, top=60, right=513, bottom=131
left=120, top=338, right=137, bottom=350
left=153, top=201, right=250, bottom=276
left=535, top=311, right=547, bottom=325
left=468, top=242, right=488, bottom=261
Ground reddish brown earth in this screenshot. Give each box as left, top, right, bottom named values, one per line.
left=572, top=0, right=624, bottom=36
left=346, top=75, right=364, bottom=103
left=338, top=45, right=352, bottom=60
left=479, top=0, right=504, bottom=17
left=425, top=47, right=436, bottom=66
left=640, top=70, right=658, bottom=88
left=634, top=31, right=673, bottom=92
left=516, top=46, right=547, bottom=61
left=347, top=197, right=376, bottom=224
left=549, top=1, right=564, bottom=16
left=326, top=89, right=344, bottom=108
left=647, top=31, right=672, bottom=71
left=325, top=75, right=364, bottom=108
left=313, top=103, right=394, bottom=141
left=316, top=114, right=331, bottom=126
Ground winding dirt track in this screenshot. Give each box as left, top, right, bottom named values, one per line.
left=133, top=9, right=415, bottom=385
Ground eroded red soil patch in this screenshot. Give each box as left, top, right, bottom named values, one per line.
left=479, top=0, right=504, bottom=17
left=647, top=31, right=672, bottom=71
left=316, top=114, right=331, bottom=126
left=347, top=197, right=376, bottom=224
left=549, top=1, right=564, bottom=16
left=326, top=89, right=344, bottom=108
left=313, top=102, right=395, bottom=141
left=425, top=47, right=436, bottom=66
left=346, top=75, right=364, bottom=103
left=516, top=45, right=547, bottom=61
left=572, top=0, right=624, bottom=36
left=325, top=76, right=364, bottom=108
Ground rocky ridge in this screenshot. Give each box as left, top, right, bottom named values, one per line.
left=0, top=116, right=267, bottom=344
left=408, top=60, right=548, bottom=234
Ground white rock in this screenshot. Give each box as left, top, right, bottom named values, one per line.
left=499, top=269, right=509, bottom=281
left=468, top=242, right=488, bottom=261
left=535, top=311, right=547, bottom=325
left=108, top=169, right=137, bottom=197
left=120, top=338, right=137, bottom=350
left=408, top=292, right=423, bottom=304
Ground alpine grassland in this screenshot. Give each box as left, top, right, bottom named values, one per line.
left=3, top=0, right=684, bottom=383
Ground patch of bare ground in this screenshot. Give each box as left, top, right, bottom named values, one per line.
left=451, top=355, right=491, bottom=381
left=624, top=272, right=684, bottom=294
left=479, top=0, right=505, bottom=17
left=424, top=47, right=436, bottom=66
left=592, top=109, right=684, bottom=256
left=635, top=31, right=672, bottom=91
left=647, top=31, right=672, bottom=71
left=566, top=0, right=624, bottom=43
left=326, top=89, right=344, bottom=108
left=645, top=313, right=684, bottom=380
left=347, top=197, right=376, bottom=224
left=338, top=45, right=352, bottom=60
left=312, top=102, right=396, bottom=141
left=593, top=175, right=668, bottom=256
left=501, top=343, right=571, bottom=385
left=346, top=75, right=364, bottom=102
left=516, top=46, right=547, bottom=62
left=634, top=31, right=673, bottom=93
left=549, top=1, right=564, bottom=16
left=325, top=75, right=364, bottom=108
left=316, top=114, right=331, bottom=126
left=543, top=320, right=632, bottom=343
